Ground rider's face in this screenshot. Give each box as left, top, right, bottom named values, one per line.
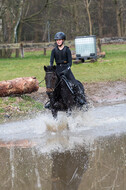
left=56, top=39, right=64, bottom=46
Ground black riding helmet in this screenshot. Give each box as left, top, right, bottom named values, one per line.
left=54, top=32, right=66, bottom=40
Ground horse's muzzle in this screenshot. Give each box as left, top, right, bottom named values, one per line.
left=46, top=88, right=54, bottom=92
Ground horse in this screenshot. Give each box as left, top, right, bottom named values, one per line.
left=44, top=65, right=87, bottom=117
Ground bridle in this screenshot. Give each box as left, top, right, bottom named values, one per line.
left=45, top=71, right=58, bottom=92
left=45, top=71, right=74, bottom=94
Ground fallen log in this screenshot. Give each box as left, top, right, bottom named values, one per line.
left=0, top=77, right=39, bottom=97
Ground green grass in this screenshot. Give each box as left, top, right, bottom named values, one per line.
left=0, top=50, right=51, bottom=85
left=0, top=95, right=43, bottom=116
left=0, top=44, right=126, bottom=84
left=72, top=44, right=126, bottom=82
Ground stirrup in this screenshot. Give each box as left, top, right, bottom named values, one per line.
left=45, top=101, right=50, bottom=109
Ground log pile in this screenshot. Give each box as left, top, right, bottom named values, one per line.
left=0, top=77, right=39, bottom=97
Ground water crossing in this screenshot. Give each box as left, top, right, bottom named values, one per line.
left=0, top=103, right=126, bottom=189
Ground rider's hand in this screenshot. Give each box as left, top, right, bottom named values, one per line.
left=60, top=66, right=70, bottom=76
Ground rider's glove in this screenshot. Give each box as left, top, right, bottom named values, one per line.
left=60, top=66, right=70, bottom=76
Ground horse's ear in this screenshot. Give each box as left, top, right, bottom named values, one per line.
left=44, top=66, right=47, bottom=71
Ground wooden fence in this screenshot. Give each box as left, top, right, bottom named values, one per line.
left=0, top=41, right=74, bottom=58
left=0, top=37, right=126, bottom=58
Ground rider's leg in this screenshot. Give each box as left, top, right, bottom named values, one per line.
left=74, top=85, right=87, bottom=105
left=65, top=69, right=77, bottom=85
left=65, top=70, right=87, bottom=105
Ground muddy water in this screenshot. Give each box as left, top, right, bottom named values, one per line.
left=0, top=103, right=126, bottom=190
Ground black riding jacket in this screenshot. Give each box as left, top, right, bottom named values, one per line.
left=50, top=46, right=72, bottom=67
left=50, top=45, right=77, bottom=85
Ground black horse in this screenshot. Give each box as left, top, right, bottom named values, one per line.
left=44, top=65, right=87, bottom=117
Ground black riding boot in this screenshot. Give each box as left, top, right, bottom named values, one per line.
left=45, top=101, right=51, bottom=109
left=74, top=85, right=87, bottom=105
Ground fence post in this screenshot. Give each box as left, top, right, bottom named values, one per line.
left=97, top=38, right=101, bottom=52
left=20, top=43, right=24, bottom=58
left=15, top=49, right=20, bottom=58
left=43, top=47, right=46, bottom=55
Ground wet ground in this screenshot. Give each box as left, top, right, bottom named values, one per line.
left=0, top=81, right=126, bottom=190
left=29, top=80, right=126, bottom=107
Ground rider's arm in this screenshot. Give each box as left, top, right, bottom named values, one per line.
left=67, top=48, right=72, bottom=67
left=50, top=49, right=55, bottom=66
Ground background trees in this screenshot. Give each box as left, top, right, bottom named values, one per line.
left=0, top=0, right=23, bottom=57
left=0, top=0, right=126, bottom=45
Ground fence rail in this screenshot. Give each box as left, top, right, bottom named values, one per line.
left=0, top=41, right=74, bottom=58
left=100, top=37, right=126, bottom=44
left=0, top=41, right=75, bottom=50
left=0, top=37, right=126, bottom=50
left=0, top=37, right=126, bottom=58
left=0, top=42, right=55, bottom=50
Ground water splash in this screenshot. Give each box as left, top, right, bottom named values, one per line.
left=0, top=103, right=126, bottom=153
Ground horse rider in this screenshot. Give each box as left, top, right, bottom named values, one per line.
left=45, top=31, right=84, bottom=108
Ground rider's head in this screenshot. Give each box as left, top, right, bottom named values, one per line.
left=54, top=32, right=66, bottom=47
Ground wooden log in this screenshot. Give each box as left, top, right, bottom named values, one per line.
left=97, top=51, right=106, bottom=58
left=0, top=77, right=39, bottom=97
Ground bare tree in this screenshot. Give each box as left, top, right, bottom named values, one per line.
left=113, top=0, right=126, bottom=37
left=0, top=0, right=23, bottom=57
left=97, top=0, right=104, bottom=37
left=83, top=0, right=92, bottom=35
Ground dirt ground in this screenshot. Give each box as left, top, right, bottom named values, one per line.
left=0, top=80, right=126, bottom=123
left=30, top=80, right=126, bottom=107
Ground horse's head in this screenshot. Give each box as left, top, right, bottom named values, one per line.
left=44, top=65, right=57, bottom=92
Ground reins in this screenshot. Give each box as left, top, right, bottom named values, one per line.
left=39, top=78, right=45, bottom=85
left=39, top=71, right=55, bottom=85
left=53, top=78, right=62, bottom=90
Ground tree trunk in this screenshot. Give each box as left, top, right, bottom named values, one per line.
left=84, top=0, right=92, bottom=35
left=98, top=0, right=104, bottom=37
left=0, top=77, right=39, bottom=97
left=0, top=0, right=23, bottom=58
left=73, top=0, right=79, bottom=36
left=114, top=0, right=122, bottom=37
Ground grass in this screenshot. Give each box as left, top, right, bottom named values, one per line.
left=0, top=44, right=126, bottom=121
left=72, top=44, right=126, bottom=82
left=0, top=51, right=50, bottom=85
left=0, top=44, right=126, bottom=84
left=0, top=95, right=43, bottom=122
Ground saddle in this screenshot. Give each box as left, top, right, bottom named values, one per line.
left=60, top=75, right=74, bottom=94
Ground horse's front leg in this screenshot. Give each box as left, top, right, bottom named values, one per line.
left=52, top=109, right=58, bottom=118
left=47, top=91, right=55, bottom=106
left=47, top=91, right=58, bottom=117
